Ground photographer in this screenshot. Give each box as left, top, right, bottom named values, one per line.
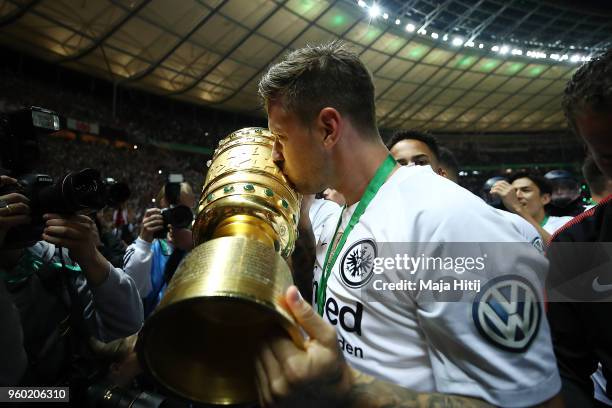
left=123, top=181, right=195, bottom=317
left=0, top=175, right=143, bottom=391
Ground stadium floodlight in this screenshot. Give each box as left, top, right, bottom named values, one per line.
left=570, top=55, right=581, bottom=62
left=491, top=45, right=499, bottom=52
left=158, top=170, right=163, bottom=174
left=431, top=32, right=439, bottom=39
left=417, top=28, right=427, bottom=35
left=560, top=54, right=569, bottom=61
left=479, top=43, right=484, bottom=48
left=133, top=145, right=138, bottom=150
left=550, top=54, right=560, bottom=60
left=442, top=34, right=449, bottom=41
left=395, top=18, right=400, bottom=25
left=357, top=0, right=367, bottom=7
left=452, top=37, right=463, bottom=46
left=369, top=4, right=381, bottom=18
left=465, top=41, right=475, bottom=47
left=383, top=12, right=388, bottom=19
left=406, top=23, right=415, bottom=32
left=499, top=45, right=509, bottom=54
left=511, top=49, right=523, bottom=55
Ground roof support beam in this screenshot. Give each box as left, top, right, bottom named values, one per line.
left=166, top=0, right=289, bottom=97
left=57, top=0, right=153, bottom=63
left=0, top=0, right=40, bottom=27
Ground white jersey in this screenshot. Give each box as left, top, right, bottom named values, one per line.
left=310, top=165, right=560, bottom=407
left=495, top=208, right=543, bottom=251
left=542, top=215, right=573, bottom=234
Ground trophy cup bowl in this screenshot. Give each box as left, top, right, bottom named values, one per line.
left=137, top=128, right=303, bottom=404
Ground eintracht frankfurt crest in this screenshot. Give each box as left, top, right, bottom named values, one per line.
left=340, top=239, right=377, bottom=288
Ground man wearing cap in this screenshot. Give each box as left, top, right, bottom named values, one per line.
left=544, top=169, right=586, bottom=217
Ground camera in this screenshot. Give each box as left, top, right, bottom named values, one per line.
left=153, top=174, right=193, bottom=239
left=0, top=107, right=110, bottom=248
left=0, top=169, right=109, bottom=248
left=86, top=383, right=175, bottom=408
left=105, top=177, right=132, bottom=208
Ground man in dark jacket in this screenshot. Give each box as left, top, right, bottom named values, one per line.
left=547, top=48, right=612, bottom=407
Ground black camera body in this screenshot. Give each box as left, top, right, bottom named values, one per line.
left=152, top=174, right=193, bottom=239
left=153, top=205, right=193, bottom=240
left=1, top=107, right=111, bottom=248
left=0, top=169, right=108, bottom=248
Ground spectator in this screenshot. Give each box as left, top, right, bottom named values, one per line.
left=122, top=182, right=195, bottom=317
left=545, top=170, right=587, bottom=217
left=491, top=172, right=572, bottom=242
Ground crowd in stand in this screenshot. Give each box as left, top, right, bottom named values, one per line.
left=0, top=59, right=262, bottom=147
left=39, top=137, right=205, bottom=215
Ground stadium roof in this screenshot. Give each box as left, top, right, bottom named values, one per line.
left=1, top=0, right=611, bottom=132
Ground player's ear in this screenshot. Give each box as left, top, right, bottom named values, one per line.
left=317, top=107, right=342, bottom=148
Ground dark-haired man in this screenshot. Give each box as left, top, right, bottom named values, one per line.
left=387, top=130, right=447, bottom=176
left=255, top=41, right=561, bottom=407
left=491, top=172, right=572, bottom=242
left=546, top=48, right=612, bottom=407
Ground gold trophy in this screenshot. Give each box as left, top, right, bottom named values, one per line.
left=137, top=128, right=303, bottom=404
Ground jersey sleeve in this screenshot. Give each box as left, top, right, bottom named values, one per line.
left=309, top=199, right=341, bottom=240
left=122, top=238, right=154, bottom=297
left=88, top=263, right=145, bottom=341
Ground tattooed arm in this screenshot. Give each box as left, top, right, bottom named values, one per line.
left=346, top=369, right=492, bottom=408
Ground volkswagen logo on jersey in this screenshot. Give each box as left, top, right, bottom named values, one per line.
left=340, top=239, right=377, bottom=288
left=472, top=275, right=541, bottom=352
left=531, top=236, right=544, bottom=253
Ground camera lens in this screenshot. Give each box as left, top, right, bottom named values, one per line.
left=36, top=168, right=107, bottom=214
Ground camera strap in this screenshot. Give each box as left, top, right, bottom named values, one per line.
left=0, top=251, right=44, bottom=288
left=14, top=246, right=97, bottom=387
left=163, top=248, right=186, bottom=286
